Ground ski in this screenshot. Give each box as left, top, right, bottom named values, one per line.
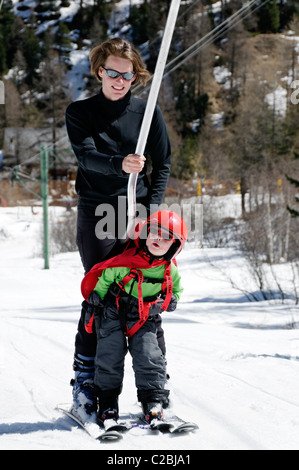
left=57, top=405, right=198, bottom=440
left=56, top=404, right=131, bottom=441
left=167, top=416, right=199, bottom=434
left=98, top=421, right=131, bottom=442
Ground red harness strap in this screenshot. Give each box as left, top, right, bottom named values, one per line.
left=159, top=264, right=173, bottom=312
left=116, top=264, right=173, bottom=338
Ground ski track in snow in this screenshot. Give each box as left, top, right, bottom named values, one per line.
left=1, top=205, right=299, bottom=450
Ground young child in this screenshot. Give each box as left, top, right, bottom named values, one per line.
left=80, top=210, right=188, bottom=427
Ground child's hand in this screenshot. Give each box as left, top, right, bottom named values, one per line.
left=165, top=294, right=177, bottom=312
left=84, top=291, right=104, bottom=333
left=149, top=294, right=177, bottom=315
left=87, top=291, right=103, bottom=306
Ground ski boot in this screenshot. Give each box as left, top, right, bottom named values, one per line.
left=97, top=406, right=119, bottom=430
left=71, top=354, right=97, bottom=422
left=142, top=402, right=163, bottom=424
left=96, top=388, right=120, bottom=429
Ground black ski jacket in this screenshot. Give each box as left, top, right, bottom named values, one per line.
left=65, top=89, right=171, bottom=211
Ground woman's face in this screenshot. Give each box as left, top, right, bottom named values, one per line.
left=98, top=55, right=136, bottom=101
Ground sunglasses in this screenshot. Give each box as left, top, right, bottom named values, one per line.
left=102, top=66, right=135, bottom=81
left=149, top=226, right=174, bottom=241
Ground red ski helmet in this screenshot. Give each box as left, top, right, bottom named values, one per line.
left=135, top=210, right=188, bottom=261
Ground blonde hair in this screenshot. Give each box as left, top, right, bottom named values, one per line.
left=89, top=37, right=151, bottom=87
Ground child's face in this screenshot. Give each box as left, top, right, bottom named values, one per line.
left=145, top=228, right=174, bottom=258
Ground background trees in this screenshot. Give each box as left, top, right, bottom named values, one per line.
left=0, top=0, right=298, bottom=267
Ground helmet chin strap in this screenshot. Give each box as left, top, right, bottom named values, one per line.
left=140, top=240, right=179, bottom=264
left=141, top=244, right=164, bottom=264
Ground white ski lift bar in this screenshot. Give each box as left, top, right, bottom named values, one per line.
left=125, top=0, right=181, bottom=241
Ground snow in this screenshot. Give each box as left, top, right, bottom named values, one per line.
left=213, top=65, right=232, bottom=90
left=0, top=203, right=299, bottom=450
left=280, top=31, right=299, bottom=55
left=68, top=49, right=90, bottom=101
left=265, top=85, right=288, bottom=117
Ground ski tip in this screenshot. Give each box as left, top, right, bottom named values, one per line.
left=171, top=423, right=199, bottom=434
left=98, top=430, right=124, bottom=441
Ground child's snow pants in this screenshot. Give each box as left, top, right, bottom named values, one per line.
left=94, top=304, right=168, bottom=397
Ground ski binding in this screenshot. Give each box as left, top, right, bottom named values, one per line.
left=138, top=414, right=198, bottom=434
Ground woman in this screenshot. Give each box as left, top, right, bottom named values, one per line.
left=65, top=38, right=172, bottom=421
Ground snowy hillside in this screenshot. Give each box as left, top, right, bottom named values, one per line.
left=1, top=203, right=299, bottom=450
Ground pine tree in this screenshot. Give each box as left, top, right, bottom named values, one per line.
left=55, top=21, right=72, bottom=68
left=0, top=0, right=15, bottom=74
left=256, top=0, right=280, bottom=32
left=34, top=0, right=61, bottom=22
left=23, top=27, right=41, bottom=85
left=129, top=0, right=155, bottom=45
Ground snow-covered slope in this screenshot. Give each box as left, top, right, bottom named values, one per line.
left=0, top=205, right=299, bottom=450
